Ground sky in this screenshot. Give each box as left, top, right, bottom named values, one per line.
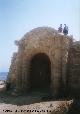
left=0, top=0, right=80, bottom=72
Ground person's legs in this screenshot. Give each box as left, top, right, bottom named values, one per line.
left=63, top=29, right=66, bottom=35
left=63, top=29, right=68, bottom=35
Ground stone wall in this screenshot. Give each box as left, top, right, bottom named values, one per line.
left=67, top=41, right=80, bottom=95
left=7, top=27, right=73, bottom=97
left=7, top=52, right=17, bottom=86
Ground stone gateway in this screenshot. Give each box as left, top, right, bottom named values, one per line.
left=7, top=27, right=80, bottom=97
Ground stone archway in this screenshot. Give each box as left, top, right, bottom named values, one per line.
left=29, top=53, right=51, bottom=92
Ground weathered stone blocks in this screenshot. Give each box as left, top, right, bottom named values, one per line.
left=7, top=27, right=80, bottom=97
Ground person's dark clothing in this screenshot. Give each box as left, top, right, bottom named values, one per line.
left=63, top=26, right=68, bottom=35
left=58, top=26, right=63, bottom=33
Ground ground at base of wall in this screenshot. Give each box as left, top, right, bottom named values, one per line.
left=0, top=81, right=72, bottom=114
left=0, top=95, right=73, bottom=114
left=1, top=80, right=80, bottom=114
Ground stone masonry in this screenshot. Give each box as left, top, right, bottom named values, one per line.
left=7, top=27, right=80, bottom=97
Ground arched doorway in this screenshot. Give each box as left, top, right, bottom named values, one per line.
left=29, top=53, right=51, bottom=92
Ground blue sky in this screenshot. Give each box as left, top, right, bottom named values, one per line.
left=0, top=0, right=80, bottom=72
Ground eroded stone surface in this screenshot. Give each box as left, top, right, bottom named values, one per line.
left=7, top=27, right=80, bottom=98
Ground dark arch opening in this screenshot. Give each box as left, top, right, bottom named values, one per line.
left=29, top=53, right=51, bottom=93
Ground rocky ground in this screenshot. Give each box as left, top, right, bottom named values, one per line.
left=0, top=100, right=73, bottom=114
left=0, top=81, right=74, bottom=114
